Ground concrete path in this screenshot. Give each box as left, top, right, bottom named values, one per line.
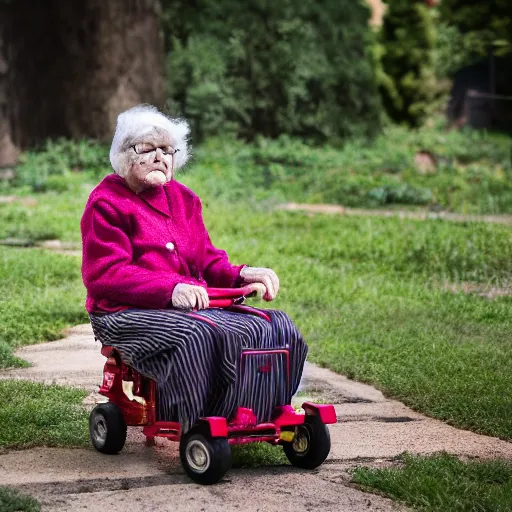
left=2, top=325, right=512, bottom=511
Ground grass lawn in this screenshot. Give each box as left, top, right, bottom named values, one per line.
left=210, top=206, right=512, bottom=439
left=352, top=453, right=512, bottom=512
left=0, top=246, right=88, bottom=357
left=1, top=195, right=511, bottom=441
left=0, top=486, right=40, bottom=512
left=0, top=380, right=88, bottom=448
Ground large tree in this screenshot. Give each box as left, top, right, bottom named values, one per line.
left=0, top=0, right=165, bottom=166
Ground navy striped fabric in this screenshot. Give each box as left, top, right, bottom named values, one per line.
left=90, top=308, right=307, bottom=428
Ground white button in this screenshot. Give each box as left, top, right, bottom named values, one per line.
left=166, top=242, right=175, bottom=251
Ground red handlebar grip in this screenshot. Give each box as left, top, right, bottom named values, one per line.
left=206, top=286, right=254, bottom=299
left=208, top=298, right=236, bottom=308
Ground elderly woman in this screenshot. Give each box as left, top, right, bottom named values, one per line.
left=82, top=105, right=307, bottom=430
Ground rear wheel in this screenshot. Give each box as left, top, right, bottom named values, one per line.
left=283, top=416, right=331, bottom=469
left=89, top=402, right=127, bottom=455
left=180, top=427, right=231, bottom=485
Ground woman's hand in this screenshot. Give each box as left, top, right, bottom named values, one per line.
left=240, top=267, right=279, bottom=301
left=172, top=283, right=209, bottom=310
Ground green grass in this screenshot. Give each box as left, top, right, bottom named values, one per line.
left=0, top=188, right=90, bottom=243
left=352, top=453, right=512, bottom=512
left=0, top=380, right=89, bottom=448
left=1, top=131, right=512, bottom=450
left=207, top=205, right=512, bottom=429
left=0, top=246, right=88, bottom=354
left=1, top=196, right=512, bottom=441
left=203, top=206, right=512, bottom=438
left=181, top=123, right=512, bottom=214
left=0, top=244, right=89, bottom=450
left=0, top=486, right=40, bottom=512
left=231, top=443, right=288, bottom=468
left=3, top=122, right=512, bottom=214
left=186, top=127, right=512, bottom=213
left=0, top=244, right=90, bottom=449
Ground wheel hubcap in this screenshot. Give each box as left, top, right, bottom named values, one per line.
left=185, top=440, right=210, bottom=473
left=293, top=426, right=310, bottom=454
left=92, top=415, right=107, bottom=447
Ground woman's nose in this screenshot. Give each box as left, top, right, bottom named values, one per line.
left=154, top=147, right=164, bottom=161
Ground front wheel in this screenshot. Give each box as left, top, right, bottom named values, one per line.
left=89, top=402, right=127, bottom=455
left=283, top=416, right=331, bottom=469
left=180, top=429, right=231, bottom=485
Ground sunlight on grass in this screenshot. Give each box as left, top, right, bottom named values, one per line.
left=0, top=380, right=88, bottom=448
left=0, top=246, right=88, bottom=355
left=352, top=453, right=512, bottom=512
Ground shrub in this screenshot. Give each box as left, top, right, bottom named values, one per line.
left=12, top=139, right=109, bottom=192
left=164, top=0, right=383, bottom=143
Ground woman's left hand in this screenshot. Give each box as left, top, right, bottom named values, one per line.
left=240, top=266, right=279, bottom=301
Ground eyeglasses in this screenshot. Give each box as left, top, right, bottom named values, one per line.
left=130, top=144, right=180, bottom=157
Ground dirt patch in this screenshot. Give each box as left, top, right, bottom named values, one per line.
left=440, top=281, right=512, bottom=299
left=0, top=194, right=37, bottom=206
left=414, top=151, right=437, bottom=174
left=277, top=203, right=512, bottom=226
left=0, top=238, right=81, bottom=256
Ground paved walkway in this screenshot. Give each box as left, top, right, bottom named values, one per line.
left=277, top=203, right=512, bottom=226
left=2, top=325, right=512, bottom=511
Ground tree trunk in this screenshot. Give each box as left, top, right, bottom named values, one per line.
left=0, top=0, right=165, bottom=166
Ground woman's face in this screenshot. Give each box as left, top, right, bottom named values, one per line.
left=123, top=129, right=176, bottom=193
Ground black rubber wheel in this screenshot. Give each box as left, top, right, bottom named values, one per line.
left=180, top=428, right=231, bottom=485
left=283, top=416, right=331, bottom=469
left=89, top=402, right=127, bottom=455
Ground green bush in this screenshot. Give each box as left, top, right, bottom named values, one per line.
left=182, top=122, right=512, bottom=214
left=5, top=121, right=512, bottom=214
left=13, top=139, right=109, bottom=192
left=439, top=0, right=512, bottom=60
left=164, top=0, right=383, bottom=143
left=434, top=22, right=480, bottom=78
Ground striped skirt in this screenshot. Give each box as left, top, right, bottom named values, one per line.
left=89, top=308, right=308, bottom=428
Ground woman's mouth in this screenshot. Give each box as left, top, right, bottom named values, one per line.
left=144, top=169, right=167, bottom=185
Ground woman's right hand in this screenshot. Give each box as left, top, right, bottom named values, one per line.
left=171, top=283, right=209, bottom=310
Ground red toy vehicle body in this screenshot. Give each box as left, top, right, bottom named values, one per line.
left=89, top=286, right=337, bottom=484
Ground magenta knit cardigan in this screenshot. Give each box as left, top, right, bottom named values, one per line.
left=81, top=174, right=244, bottom=313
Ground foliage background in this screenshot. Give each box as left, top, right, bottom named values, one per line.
left=162, top=0, right=383, bottom=142
left=377, top=0, right=438, bottom=127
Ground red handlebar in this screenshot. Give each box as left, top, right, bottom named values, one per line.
left=206, top=285, right=258, bottom=308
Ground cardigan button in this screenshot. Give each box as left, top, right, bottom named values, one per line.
left=165, top=242, right=175, bottom=251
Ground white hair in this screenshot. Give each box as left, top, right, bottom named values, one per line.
left=109, top=104, right=190, bottom=175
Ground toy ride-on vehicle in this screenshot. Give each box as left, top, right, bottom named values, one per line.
left=89, top=286, right=337, bottom=484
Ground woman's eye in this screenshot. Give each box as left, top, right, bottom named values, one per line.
left=134, top=144, right=154, bottom=154
left=132, top=144, right=178, bottom=156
